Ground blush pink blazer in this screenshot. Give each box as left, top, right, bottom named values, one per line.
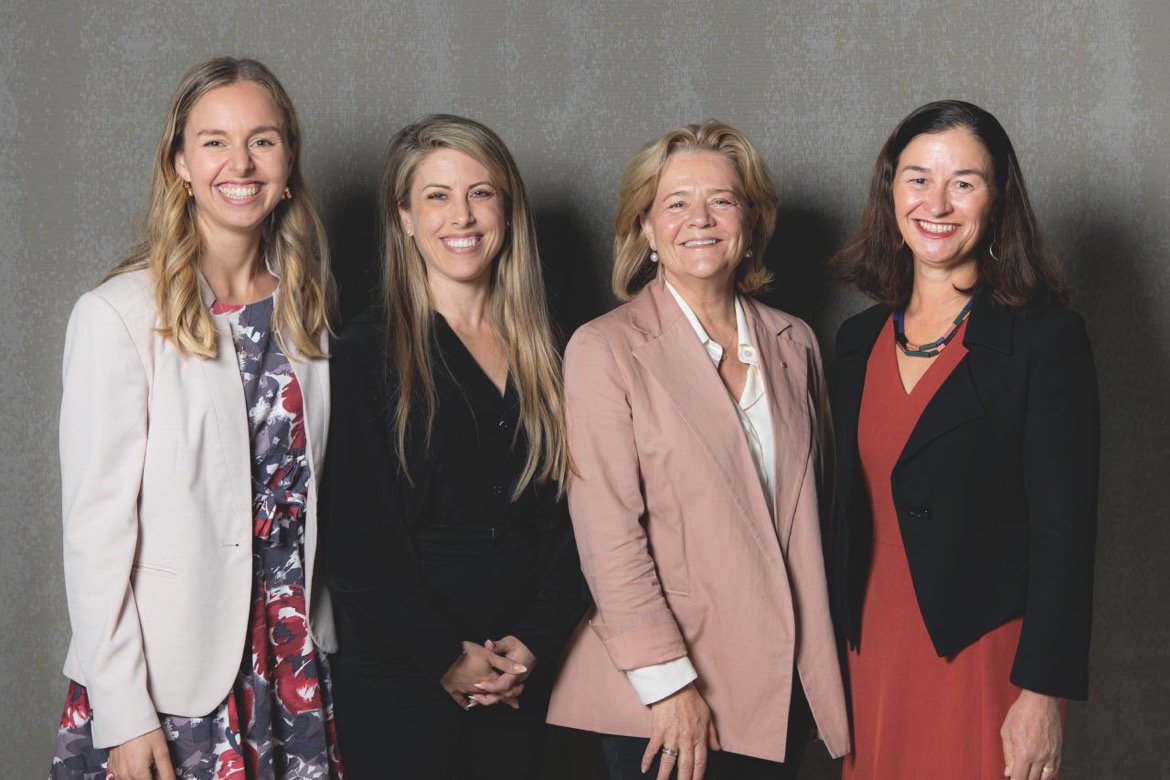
left=546, top=280, right=849, bottom=762
left=58, top=269, right=336, bottom=749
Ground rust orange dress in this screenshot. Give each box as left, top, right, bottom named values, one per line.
left=842, top=316, right=1025, bottom=780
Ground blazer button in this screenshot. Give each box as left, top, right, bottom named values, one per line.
left=906, top=506, right=931, bottom=520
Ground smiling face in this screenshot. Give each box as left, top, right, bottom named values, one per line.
left=893, top=127, right=995, bottom=277
left=398, top=148, right=506, bottom=293
left=640, top=150, right=753, bottom=294
left=172, top=80, right=291, bottom=243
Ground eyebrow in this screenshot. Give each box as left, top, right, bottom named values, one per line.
left=662, top=187, right=737, bottom=199
left=900, top=164, right=987, bottom=178
left=194, top=125, right=283, bottom=137
left=420, top=181, right=497, bottom=190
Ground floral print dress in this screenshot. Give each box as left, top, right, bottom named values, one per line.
left=51, top=296, right=344, bottom=780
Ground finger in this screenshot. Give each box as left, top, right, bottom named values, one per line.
left=655, top=746, right=676, bottom=780
left=483, top=649, right=527, bottom=675
left=707, top=720, right=721, bottom=751
left=692, top=738, right=709, bottom=780
left=154, top=745, right=177, bottom=780
left=474, top=672, right=517, bottom=693
left=642, top=731, right=664, bottom=775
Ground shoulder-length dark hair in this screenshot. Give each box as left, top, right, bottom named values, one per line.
left=834, top=99, right=1069, bottom=309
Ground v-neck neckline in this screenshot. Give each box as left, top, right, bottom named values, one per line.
left=433, top=313, right=512, bottom=403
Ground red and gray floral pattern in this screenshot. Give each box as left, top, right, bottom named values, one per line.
left=51, top=296, right=344, bottom=780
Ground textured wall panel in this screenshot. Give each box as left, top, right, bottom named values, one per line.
left=5, top=2, right=1167, bottom=777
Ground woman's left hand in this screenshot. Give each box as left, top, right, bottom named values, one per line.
left=469, top=636, right=536, bottom=707
left=1000, top=689, right=1062, bottom=779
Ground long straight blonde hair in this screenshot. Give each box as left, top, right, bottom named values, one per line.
left=107, top=57, right=332, bottom=358
left=381, top=114, right=570, bottom=496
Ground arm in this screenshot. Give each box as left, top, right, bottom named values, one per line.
left=563, top=324, right=690, bottom=674
left=1002, top=311, right=1099, bottom=778
left=1012, top=311, right=1099, bottom=698
left=320, top=327, right=463, bottom=685
left=506, top=496, right=590, bottom=673
left=59, top=292, right=160, bottom=749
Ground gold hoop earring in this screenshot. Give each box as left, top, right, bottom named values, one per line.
left=183, top=181, right=193, bottom=198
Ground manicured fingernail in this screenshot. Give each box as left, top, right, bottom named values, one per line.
left=473, top=683, right=485, bottom=689
left=514, top=664, right=527, bottom=673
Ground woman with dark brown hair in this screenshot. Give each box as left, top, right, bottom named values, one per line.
left=830, top=99, right=1098, bottom=780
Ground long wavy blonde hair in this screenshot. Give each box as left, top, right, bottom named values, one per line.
left=381, top=114, right=570, bottom=496
left=611, top=120, right=779, bottom=301
left=107, top=57, right=331, bottom=358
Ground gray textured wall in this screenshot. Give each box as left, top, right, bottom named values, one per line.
left=4, top=2, right=1167, bottom=777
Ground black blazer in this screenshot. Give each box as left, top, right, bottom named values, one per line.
left=830, top=296, right=1099, bottom=700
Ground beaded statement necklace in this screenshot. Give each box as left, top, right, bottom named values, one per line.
left=893, top=298, right=975, bottom=358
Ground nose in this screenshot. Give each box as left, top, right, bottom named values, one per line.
left=451, top=196, right=475, bottom=226
left=229, top=144, right=254, bottom=175
left=688, top=201, right=713, bottom=227
left=926, top=184, right=952, bottom=216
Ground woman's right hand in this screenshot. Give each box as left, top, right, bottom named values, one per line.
left=643, top=683, right=721, bottom=780
left=107, top=727, right=175, bottom=780
left=439, top=640, right=528, bottom=710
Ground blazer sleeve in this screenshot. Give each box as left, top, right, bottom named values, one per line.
left=509, top=496, right=589, bottom=668
left=1011, top=311, right=1099, bottom=699
left=563, top=324, right=689, bottom=671
left=321, top=328, right=463, bottom=683
left=59, top=291, right=160, bottom=748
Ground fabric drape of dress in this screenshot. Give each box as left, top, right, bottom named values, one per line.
left=321, top=307, right=587, bottom=780
left=51, top=296, right=344, bottom=780
left=842, top=315, right=1028, bottom=780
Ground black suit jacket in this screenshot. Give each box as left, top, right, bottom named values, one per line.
left=830, top=296, right=1099, bottom=699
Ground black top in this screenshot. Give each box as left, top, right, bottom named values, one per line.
left=829, top=296, right=1099, bottom=700
left=321, top=305, right=587, bottom=687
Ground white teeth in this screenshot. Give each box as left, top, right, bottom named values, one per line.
left=684, top=239, right=717, bottom=247
left=217, top=184, right=260, bottom=199
left=444, top=236, right=479, bottom=248
left=916, top=220, right=956, bottom=234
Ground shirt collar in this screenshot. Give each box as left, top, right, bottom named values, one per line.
left=665, top=280, right=758, bottom=367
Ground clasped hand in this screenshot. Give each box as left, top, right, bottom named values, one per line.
left=439, top=636, right=536, bottom=711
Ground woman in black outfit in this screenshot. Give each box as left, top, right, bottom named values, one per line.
left=322, top=114, right=586, bottom=779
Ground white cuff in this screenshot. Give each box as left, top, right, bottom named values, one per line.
left=625, top=656, right=698, bottom=705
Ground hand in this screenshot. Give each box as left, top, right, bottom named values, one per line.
left=107, top=727, right=175, bottom=780
left=440, top=640, right=528, bottom=711
left=643, top=683, right=721, bottom=780
left=467, top=636, right=536, bottom=708
left=1001, top=689, right=1062, bottom=779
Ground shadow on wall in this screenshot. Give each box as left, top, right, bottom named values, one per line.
left=1056, top=217, right=1169, bottom=776
left=535, top=204, right=613, bottom=341
left=323, top=184, right=383, bottom=324
left=760, top=206, right=844, bottom=363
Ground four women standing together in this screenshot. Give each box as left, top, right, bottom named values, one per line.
left=51, top=55, right=1097, bottom=780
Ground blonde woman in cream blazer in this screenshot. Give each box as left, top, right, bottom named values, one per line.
left=51, top=58, right=340, bottom=780
left=547, top=122, right=848, bottom=780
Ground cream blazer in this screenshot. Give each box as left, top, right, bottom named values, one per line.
left=59, top=269, right=336, bottom=749
left=546, top=280, right=849, bottom=762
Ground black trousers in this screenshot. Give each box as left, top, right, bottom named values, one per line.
left=332, top=527, right=550, bottom=780
left=598, top=676, right=813, bottom=780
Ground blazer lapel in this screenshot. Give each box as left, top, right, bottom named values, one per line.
left=197, top=275, right=252, bottom=546
left=898, top=297, right=1008, bottom=465
left=632, top=284, right=782, bottom=563
left=746, top=302, right=811, bottom=552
